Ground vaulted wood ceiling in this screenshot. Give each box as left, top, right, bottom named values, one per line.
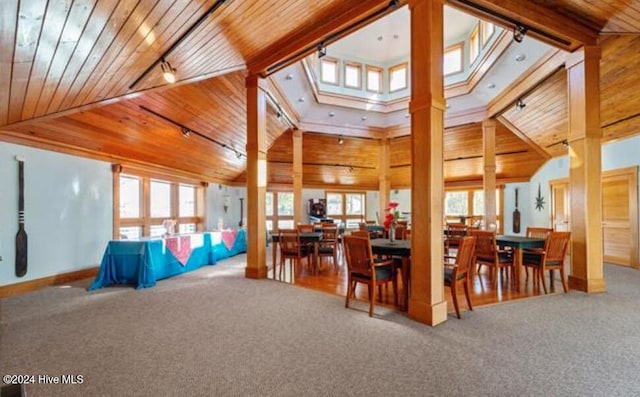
left=0, top=0, right=639, bottom=189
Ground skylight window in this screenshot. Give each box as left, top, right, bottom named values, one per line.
left=443, top=43, right=463, bottom=76
left=366, top=65, right=383, bottom=93
left=469, top=24, right=480, bottom=64
left=344, top=62, right=361, bottom=89
left=481, top=20, right=495, bottom=47
left=389, top=63, right=408, bottom=92
left=320, top=58, right=339, bottom=85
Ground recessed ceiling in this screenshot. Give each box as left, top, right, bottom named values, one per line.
left=327, top=5, right=480, bottom=65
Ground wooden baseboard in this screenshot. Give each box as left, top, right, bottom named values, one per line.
left=0, top=267, right=99, bottom=298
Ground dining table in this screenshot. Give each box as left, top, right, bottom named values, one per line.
left=370, top=238, right=411, bottom=311
left=270, top=232, right=324, bottom=279
left=495, top=235, right=546, bottom=291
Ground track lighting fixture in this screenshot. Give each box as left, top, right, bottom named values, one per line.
left=276, top=110, right=282, bottom=119
left=515, top=98, right=526, bottom=110
left=513, top=24, right=528, bottom=43
left=181, top=127, right=191, bottom=137
left=160, top=59, right=177, bottom=83
left=317, top=42, right=327, bottom=59
left=338, top=136, right=344, bottom=145
left=561, top=139, right=569, bottom=148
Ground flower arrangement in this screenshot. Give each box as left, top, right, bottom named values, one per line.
left=383, top=201, right=400, bottom=230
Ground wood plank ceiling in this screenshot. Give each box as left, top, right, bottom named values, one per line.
left=0, top=0, right=639, bottom=189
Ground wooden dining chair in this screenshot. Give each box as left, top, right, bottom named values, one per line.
left=297, top=224, right=314, bottom=233
left=444, top=222, right=467, bottom=255
left=343, top=235, right=397, bottom=317
left=318, top=224, right=339, bottom=272
left=444, top=236, right=476, bottom=319
left=523, top=231, right=571, bottom=293
left=523, top=227, right=554, bottom=279
left=278, top=229, right=310, bottom=282
left=469, top=230, right=513, bottom=288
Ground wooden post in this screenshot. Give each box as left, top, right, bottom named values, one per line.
left=245, top=74, right=268, bottom=279
left=293, top=129, right=303, bottom=225
left=566, top=46, right=606, bottom=292
left=408, top=0, right=447, bottom=326
left=378, top=138, right=391, bottom=222
left=483, top=119, right=497, bottom=229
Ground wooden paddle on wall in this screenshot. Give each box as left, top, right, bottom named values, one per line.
left=15, top=158, right=28, bottom=277
left=513, top=188, right=521, bottom=234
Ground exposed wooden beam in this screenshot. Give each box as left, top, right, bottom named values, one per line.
left=248, top=0, right=406, bottom=76
left=299, top=121, right=385, bottom=139
left=487, top=49, right=567, bottom=118
left=497, top=116, right=551, bottom=159
left=446, top=0, right=598, bottom=51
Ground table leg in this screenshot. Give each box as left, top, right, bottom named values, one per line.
left=402, top=257, right=410, bottom=311
left=514, top=248, right=522, bottom=292
left=313, top=242, right=319, bottom=275
left=272, top=238, right=277, bottom=280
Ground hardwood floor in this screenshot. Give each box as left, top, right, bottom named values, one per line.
left=267, top=250, right=560, bottom=315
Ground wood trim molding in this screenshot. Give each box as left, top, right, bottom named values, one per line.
left=0, top=267, right=99, bottom=298
left=298, top=120, right=385, bottom=139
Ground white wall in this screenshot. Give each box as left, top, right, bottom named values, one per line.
left=0, top=143, right=112, bottom=286
left=502, top=183, right=531, bottom=235
left=206, top=184, right=246, bottom=230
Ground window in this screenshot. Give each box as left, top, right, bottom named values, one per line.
left=366, top=65, right=383, bottom=93
left=266, top=191, right=294, bottom=231
left=119, top=176, right=140, bottom=218
left=481, top=20, right=495, bottom=47
left=326, top=191, right=365, bottom=228
left=320, top=57, right=339, bottom=85
left=114, top=168, right=205, bottom=239
left=469, top=24, right=480, bottom=64
left=445, top=191, right=469, bottom=216
left=389, top=63, right=408, bottom=92
left=445, top=188, right=504, bottom=233
left=443, top=43, right=463, bottom=76
left=344, top=61, right=361, bottom=89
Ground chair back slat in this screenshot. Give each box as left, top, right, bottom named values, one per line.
left=468, top=230, right=497, bottom=259
left=545, top=231, right=571, bottom=262
left=527, top=227, right=553, bottom=239
left=322, top=224, right=338, bottom=241
left=343, top=235, right=373, bottom=276
left=297, top=224, right=314, bottom=233
left=278, top=229, right=300, bottom=254
left=455, top=236, right=476, bottom=273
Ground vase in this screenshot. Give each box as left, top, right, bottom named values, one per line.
left=389, top=225, right=396, bottom=243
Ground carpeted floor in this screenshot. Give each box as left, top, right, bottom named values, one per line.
left=1, top=256, right=640, bottom=396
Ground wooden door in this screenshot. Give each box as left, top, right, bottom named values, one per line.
left=602, top=167, right=638, bottom=267
left=550, top=180, right=570, bottom=231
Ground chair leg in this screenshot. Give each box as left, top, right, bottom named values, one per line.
left=369, top=283, right=375, bottom=317
left=451, top=282, right=461, bottom=319
left=392, top=277, right=398, bottom=307
left=559, top=267, right=568, bottom=293
left=540, top=267, right=548, bottom=294
left=463, top=279, right=473, bottom=311
left=345, top=276, right=351, bottom=309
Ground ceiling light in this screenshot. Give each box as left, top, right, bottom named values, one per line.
left=515, top=53, right=526, bottom=62
left=160, top=59, right=176, bottom=83
left=236, top=151, right=243, bottom=159
left=393, top=34, right=399, bottom=39
left=487, top=82, right=496, bottom=89
left=515, top=98, right=526, bottom=110
left=561, top=139, right=569, bottom=148
left=181, top=127, right=191, bottom=137
left=361, top=116, right=367, bottom=121
left=329, top=111, right=335, bottom=117
left=338, top=136, right=344, bottom=145
left=377, top=36, right=383, bottom=41
left=298, top=97, right=305, bottom=103
left=404, top=113, right=410, bottom=118
left=276, top=110, right=282, bottom=119
left=285, top=74, right=293, bottom=80
left=513, top=24, right=528, bottom=43
left=317, top=42, right=327, bottom=58
left=348, top=166, right=354, bottom=172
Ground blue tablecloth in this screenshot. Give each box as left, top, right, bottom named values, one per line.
left=89, top=230, right=247, bottom=290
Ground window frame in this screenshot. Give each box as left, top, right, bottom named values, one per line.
left=481, top=20, right=495, bottom=47
left=469, top=23, right=480, bottom=65
left=388, top=62, right=408, bottom=92
left=365, top=65, right=383, bottom=93
left=266, top=190, right=295, bottom=231
left=320, top=57, right=340, bottom=86
left=343, top=61, right=362, bottom=89
left=443, top=42, right=464, bottom=76
left=325, top=191, right=366, bottom=229
left=113, top=165, right=206, bottom=239
left=444, top=187, right=504, bottom=233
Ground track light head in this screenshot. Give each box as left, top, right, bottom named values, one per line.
left=513, top=24, right=528, bottom=43
left=338, top=136, right=344, bottom=145
left=160, top=59, right=177, bottom=83
left=561, top=139, right=569, bottom=148
left=515, top=98, right=526, bottom=110
left=317, top=42, right=327, bottom=58
left=181, top=127, right=191, bottom=137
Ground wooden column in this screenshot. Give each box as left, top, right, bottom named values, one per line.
left=566, top=46, right=606, bottom=292
left=293, top=129, right=303, bottom=225
left=408, top=0, right=447, bottom=326
left=483, top=119, right=497, bottom=229
left=378, top=138, right=391, bottom=223
left=245, top=75, right=268, bottom=279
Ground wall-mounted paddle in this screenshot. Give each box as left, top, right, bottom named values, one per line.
left=15, top=157, right=28, bottom=277
left=513, top=188, right=521, bottom=234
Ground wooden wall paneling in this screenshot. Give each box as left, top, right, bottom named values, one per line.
left=532, top=0, right=640, bottom=33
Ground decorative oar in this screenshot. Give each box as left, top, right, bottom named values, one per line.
left=15, top=157, right=28, bottom=277
left=513, top=188, right=521, bottom=234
